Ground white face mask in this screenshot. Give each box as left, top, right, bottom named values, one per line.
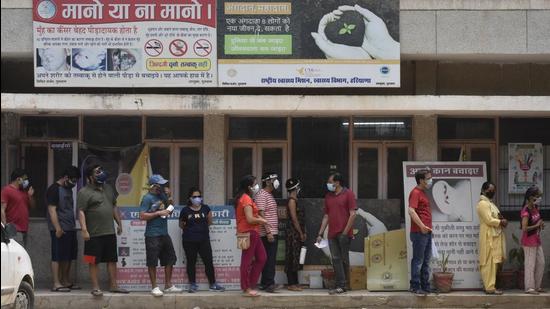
left=250, top=184, right=260, bottom=195
left=273, top=179, right=280, bottom=190
left=426, top=178, right=433, bottom=189
left=534, top=197, right=542, bottom=205
left=327, top=183, right=336, bottom=192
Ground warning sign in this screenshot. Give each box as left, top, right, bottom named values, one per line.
left=145, top=39, right=163, bottom=57
left=169, top=39, right=188, bottom=57
left=193, top=39, right=212, bottom=57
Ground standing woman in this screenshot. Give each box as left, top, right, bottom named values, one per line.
left=179, top=187, right=225, bottom=293
left=235, top=175, right=269, bottom=297
left=284, top=178, right=306, bottom=291
left=521, top=186, right=545, bottom=295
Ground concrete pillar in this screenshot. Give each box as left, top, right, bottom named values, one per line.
left=413, top=115, right=438, bottom=161
left=203, top=114, right=226, bottom=205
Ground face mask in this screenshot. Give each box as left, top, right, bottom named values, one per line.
left=21, top=179, right=30, bottom=189
left=425, top=178, right=433, bottom=189
left=327, top=183, right=336, bottom=192
left=534, top=197, right=542, bottom=205
left=250, top=184, right=260, bottom=195
left=273, top=179, right=280, bottom=190
left=191, top=197, right=202, bottom=206
left=95, top=171, right=108, bottom=184
left=485, top=191, right=495, bottom=199
left=65, top=179, right=76, bottom=189
left=296, top=188, right=301, bottom=196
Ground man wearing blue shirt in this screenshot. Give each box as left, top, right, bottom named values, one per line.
left=139, top=174, right=181, bottom=296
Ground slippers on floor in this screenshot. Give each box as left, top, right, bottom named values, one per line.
left=91, top=289, right=103, bottom=297
left=242, top=290, right=259, bottom=297
left=64, top=284, right=82, bottom=290
left=51, top=286, right=71, bottom=292
left=109, top=288, right=129, bottom=294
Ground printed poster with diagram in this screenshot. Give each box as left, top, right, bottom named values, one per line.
left=508, top=143, right=544, bottom=194
left=33, top=0, right=217, bottom=87
left=218, top=0, right=400, bottom=87
left=402, top=162, right=487, bottom=289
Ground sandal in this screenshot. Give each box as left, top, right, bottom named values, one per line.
left=485, top=289, right=503, bottom=295
left=51, top=286, right=71, bottom=292
left=329, top=287, right=346, bottom=295
left=64, top=284, right=82, bottom=290
left=287, top=285, right=302, bottom=291
left=242, top=290, right=259, bottom=297
left=525, top=289, right=539, bottom=295
left=91, top=289, right=103, bottom=297
left=537, top=288, right=546, bottom=293
left=109, top=287, right=129, bottom=294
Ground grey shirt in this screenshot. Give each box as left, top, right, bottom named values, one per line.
left=46, top=183, right=76, bottom=231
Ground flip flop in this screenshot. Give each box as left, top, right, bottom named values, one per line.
left=91, top=289, right=103, bottom=297
left=51, top=286, right=71, bottom=292
left=109, top=287, right=129, bottom=294
left=64, top=284, right=82, bottom=290
left=242, top=290, right=259, bottom=297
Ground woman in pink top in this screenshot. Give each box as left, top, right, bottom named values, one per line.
left=520, top=186, right=545, bottom=294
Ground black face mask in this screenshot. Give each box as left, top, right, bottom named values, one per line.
left=484, top=191, right=495, bottom=199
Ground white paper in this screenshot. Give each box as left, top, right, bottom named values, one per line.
left=314, top=239, right=328, bottom=249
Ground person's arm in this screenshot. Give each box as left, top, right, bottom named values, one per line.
left=257, top=194, right=272, bottom=235
left=140, top=210, right=169, bottom=221
left=179, top=209, right=187, bottom=230
left=316, top=214, right=329, bottom=243
left=78, top=210, right=90, bottom=241
left=342, top=191, right=357, bottom=236
left=408, top=190, right=432, bottom=233
left=244, top=205, right=267, bottom=226
left=27, top=186, right=36, bottom=209
left=113, top=207, right=123, bottom=235
left=521, top=212, right=541, bottom=232
left=1, top=202, right=6, bottom=225
left=342, top=210, right=356, bottom=236
left=77, top=191, right=90, bottom=240
left=288, top=199, right=304, bottom=237
left=207, top=211, right=213, bottom=226
left=476, top=201, right=502, bottom=228
left=48, top=206, right=64, bottom=238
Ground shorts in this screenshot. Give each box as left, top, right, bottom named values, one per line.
left=83, top=234, right=118, bottom=264
left=145, top=235, right=177, bottom=267
left=50, top=230, right=77, bottom=262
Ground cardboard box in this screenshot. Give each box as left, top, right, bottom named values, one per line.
left=348, top=266, right=366, bottom=290
left=364, top=229, right=408, bottom=291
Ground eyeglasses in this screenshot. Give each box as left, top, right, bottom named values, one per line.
left=191, top=195, right=202, bottom=198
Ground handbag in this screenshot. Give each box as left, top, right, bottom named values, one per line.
left=237, top=232, right=251, bottom=250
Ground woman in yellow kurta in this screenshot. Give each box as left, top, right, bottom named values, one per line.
left=477, top=182, right=507, bottom=295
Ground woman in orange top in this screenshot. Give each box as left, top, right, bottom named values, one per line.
left=235, top=175, right=269, bottom=297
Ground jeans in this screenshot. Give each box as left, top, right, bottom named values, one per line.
left=410, top=232, right=432, bottom=291
left=183, top=240, right=216, bottom=285
left=328, top=233, right=350, bottom=289
left=260, top=235, right=278, bottom=288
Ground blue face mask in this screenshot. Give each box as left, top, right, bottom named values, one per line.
left=190, top=197, right=202, bottom=206
left=95, top=171, right=108, bottom=184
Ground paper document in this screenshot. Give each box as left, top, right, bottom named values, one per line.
left=314, top=239, right=328, bottom=249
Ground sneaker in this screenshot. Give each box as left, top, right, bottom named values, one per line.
left=209, top=283, right=225, bottom=292
left=188, top=283, right=199, bottom=293
left=164, top=285, right=182, bottom=293
left=328, top=287, right=346, bottom=295
left=151, top=287, right=163, bottom=297
left=410, top=288, right=427, bottom=296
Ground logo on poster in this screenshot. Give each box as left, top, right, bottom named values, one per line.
left=380, top=66, right=390, bottom=75
left=36, top=0, right=57, bottom=20
left=116, top=173, right=133, bottom=195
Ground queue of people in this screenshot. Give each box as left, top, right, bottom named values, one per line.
left=0, top=166, right=546, bottom=297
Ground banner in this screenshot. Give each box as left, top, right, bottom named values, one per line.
left=116, top=205, right=241, bottom=290
left=218, top=0, right=400, bottom=87
left=33, top=0, right=217, bottom=87
left=116, top=145, right=152, bottom=207
left=508, top=143, right=544, bottom=194
left=402, top=162, right=487, bottom=289
left=33, top=0, right=400, bottom=87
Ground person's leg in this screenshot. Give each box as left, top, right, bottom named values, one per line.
left=337, top=234, right=351, bottom=289
left=534, top=246, right=545, bottom=290
left=260, top=235, right=278, bottom=289
left=83, top=236, right=101, bottom=291
left=286, top=270, right=298, bottom=286
left=146, top=236, right=161, bottom=288
left=420, top=233, right=432, bottom=291
left=183, top=241, right=199, bottom=284
left=240, top=236, right=256, bottom=291
left=104, top=235, right=122, bottom=291
left=328, top=236, right=345, bottom=289
left=160, top=235, right=177, bottom=289
left=409, top=232, right=423, bottom=291
left=59, top=261, right=71, bottom=286
left=198, top=241, right=216, bottom=285
left=89, top=263, right=100, bottom=290
left=148, top=266, right=157, bottom=288
left=50, top=231, right=64, bottom=289
left=525, top=246, right=540, bottom=291
left=248, top=231, right=267, bottom=291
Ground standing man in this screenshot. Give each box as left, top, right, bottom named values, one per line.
left=255, top=172, right=280, bottom=293
left=78, top=164, right=128, bottom=296
left=46, top=166, right=81, bottom=292
left=316, top=172, right=357, bottom=295
left=408, top=169, right=433, bottom=296
left=139, top=174, right=181, bottom=297
left=1, top=168, right=35, bottom=248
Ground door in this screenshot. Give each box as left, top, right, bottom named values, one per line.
left=439, top=143, right=496, bottom=182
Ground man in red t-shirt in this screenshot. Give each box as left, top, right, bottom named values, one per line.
left=1, top=168, right=35, bottom=248
left=316, top=172, right=357, bottom=295
left=408, top=169, right=433, bottom=295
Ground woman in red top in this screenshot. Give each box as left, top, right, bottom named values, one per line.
left=520, top=186, right=545, bottom=294
left=235, top=175, right=268, bottom=297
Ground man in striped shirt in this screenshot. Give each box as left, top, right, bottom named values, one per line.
left=255, top=172, right=280, bottom=293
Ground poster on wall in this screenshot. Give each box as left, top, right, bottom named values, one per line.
left=116, top=205, right=241, bottom=291
left=508, top=143, right=544, bottom=194
left=33, top=0, right=217, bottom=87
left=402, top=162, right=487, bottom=289
left=218, top=0, right=400, bottom=87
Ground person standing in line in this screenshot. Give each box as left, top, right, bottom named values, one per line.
left=408, top=169, right=433, bottom=296
left=316, top=172, right=357, bottom=295
left=77, top=164, right=128, bottom=296
left=477, top=181, right=507, bottom=295
left=284, top=178, right=306, bottom=291
left=521, top=186, right=545, bottom=295
left=235, top=175, right=269, bottom=297
left=46, top=166, right=81, bottom=292
left=179, top=187, right=225, bottom=293
left=1, top=168, right=35, bottom=248
left=139, top=174, right=182, bottom=297
left=256, top=172, right=280, bottom=293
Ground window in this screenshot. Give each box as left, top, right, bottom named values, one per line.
left=83, top=116, right=141, bottom=147
left=146, top=117, right=203, bottom=140
left=21, top=116, right=78, bottom=139
left=229, top=117, right=287, bottom=140
left=292, top=118, right=349, bottom=198
left=438, top=118, right=495, bottom=140
left=353, top=117, right=412, bottom=140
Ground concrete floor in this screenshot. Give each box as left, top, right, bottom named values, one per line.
left=34, top=289, right=550, bottom=309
